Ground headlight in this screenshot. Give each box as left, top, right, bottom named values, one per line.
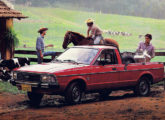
left=41, top=74, right=58, bottom=84
left=12, top=72, right=17, bottom=79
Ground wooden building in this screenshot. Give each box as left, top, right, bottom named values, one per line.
left=0, top=1, right=27, bottom=60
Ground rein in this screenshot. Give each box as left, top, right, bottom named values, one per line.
left=67, top=32, right=80, bottom=46
left=66, top=33, right=72, bottom=45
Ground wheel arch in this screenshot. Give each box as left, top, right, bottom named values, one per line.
left=65, top=78, right=87, bottom=92
left=138, top=73, right=154, bottom=84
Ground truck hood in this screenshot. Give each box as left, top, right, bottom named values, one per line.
left=17, top=62, right=87, bottom=73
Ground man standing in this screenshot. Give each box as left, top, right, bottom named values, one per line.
left=86, top=19, right=103, bottom=44
left=36, top=28, right=56, bottom=64
left=137, top=34, right=155, bottom=62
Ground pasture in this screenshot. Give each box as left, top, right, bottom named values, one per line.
left=14, top=6, right=165, bottom=50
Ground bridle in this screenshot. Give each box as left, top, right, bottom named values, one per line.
left=66, top=32, right=79, bottom=46
left=65, top=33, right=72, bottom=47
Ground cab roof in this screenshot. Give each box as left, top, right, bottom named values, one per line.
left=72, top=45, right=117, bottom=50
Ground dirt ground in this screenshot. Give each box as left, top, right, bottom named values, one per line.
left=0, top=85, right=165, bottom=120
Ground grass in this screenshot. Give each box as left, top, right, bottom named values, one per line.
left=2, top=6, right=165, bottom=94
left=14, top=6, right=165, bottom=50
left=0, top=81, right=24, bottom=94
left=13, top=6, right=165, bottom=62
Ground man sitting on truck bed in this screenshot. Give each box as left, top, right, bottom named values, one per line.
left=137, top=34, right=155, bottom=62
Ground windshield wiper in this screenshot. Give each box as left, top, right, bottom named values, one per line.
left=52, top=59, right=63, bottom=63
left=63, top=59, right=79, bottom=64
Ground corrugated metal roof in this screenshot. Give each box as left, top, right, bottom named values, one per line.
left=0, top=1, right=27, bottom=19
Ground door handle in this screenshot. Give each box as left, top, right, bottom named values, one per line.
left=112, top=68, right=117, bottom=70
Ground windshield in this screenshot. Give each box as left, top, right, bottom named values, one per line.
left=54, top=47, right=98, bottom=65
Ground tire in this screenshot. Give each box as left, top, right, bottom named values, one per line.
left=27, top=92, right=43, bottom=107
left=99, top=90, right=112, bottom=99
left=65, top=82, right=82, bottom=104
left=134, top=77, right=150, bottom=96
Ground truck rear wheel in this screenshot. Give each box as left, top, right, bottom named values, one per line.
left=134, top=77, right=150, bottom=96
left=27, top=92, right=43, bottom=107
left=65, top=82, right=82, bottom=104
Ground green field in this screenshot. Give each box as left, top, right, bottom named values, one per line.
left=13, top=6, right=165, bottom=63
left=14, top=6, right=165, bottom=50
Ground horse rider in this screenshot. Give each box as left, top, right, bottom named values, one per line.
left=36, top=28, right=56, bottom=64
left=137, top=34, right=155, bottom=62
left=86, top=19, right=104, bottom=44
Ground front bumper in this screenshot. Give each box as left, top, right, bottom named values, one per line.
left=10, top=79, right=60, bottom=89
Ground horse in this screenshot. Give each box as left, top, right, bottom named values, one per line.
left=62, top=31, right=119, bottom=49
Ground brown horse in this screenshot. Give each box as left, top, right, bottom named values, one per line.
left=63, top=31, right=119, bottom=49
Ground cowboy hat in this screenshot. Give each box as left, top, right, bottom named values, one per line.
left=38, top=28, right=48, bottom=33
left=85, top=18, right=94, bottom=24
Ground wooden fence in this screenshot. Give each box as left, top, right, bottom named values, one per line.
left=155, top=52, right=165, bottom=65
left=14, top=50, right=165, bottom=64
left=14, top=50, right=62, bottom=63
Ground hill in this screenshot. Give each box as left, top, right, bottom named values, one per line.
left=14, top=6, right=165, bottom=51
left=13, top=0, right=165, bottom=19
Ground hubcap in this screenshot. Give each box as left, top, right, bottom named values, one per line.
left=72, top=86, right=80, bottom=102
left=139, top=81, right=148, bottom=95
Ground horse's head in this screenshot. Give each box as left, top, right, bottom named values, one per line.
left=63, top=31, right=86, bottom=49
left=63, top=31, right=73, bottom=49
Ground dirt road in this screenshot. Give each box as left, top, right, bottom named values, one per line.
left=0, top=85, right=165, bottom=120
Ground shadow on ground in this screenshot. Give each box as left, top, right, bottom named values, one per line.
left=31, top=89, right=163, bottom=109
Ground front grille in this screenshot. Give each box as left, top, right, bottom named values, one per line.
left=17, top=72, right=41, bottom=82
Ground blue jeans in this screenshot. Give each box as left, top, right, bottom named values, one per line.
left=37, top=51, right=56, bottom=64
left=93, top=35, right=103, bottom=44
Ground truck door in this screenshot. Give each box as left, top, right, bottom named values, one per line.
left=90, top=49, right=122, bottom=90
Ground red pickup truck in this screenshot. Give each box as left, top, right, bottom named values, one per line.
left=11, top=45, right=164, bottom=106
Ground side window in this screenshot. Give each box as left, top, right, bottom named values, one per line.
left=95, top=49, right=118, bottom=65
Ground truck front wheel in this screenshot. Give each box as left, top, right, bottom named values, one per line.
left=27, top=92, right=43, bottom=107
left=65, top=82, right=82, bottom=104
left=134, top=77, right=150, bottom=96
